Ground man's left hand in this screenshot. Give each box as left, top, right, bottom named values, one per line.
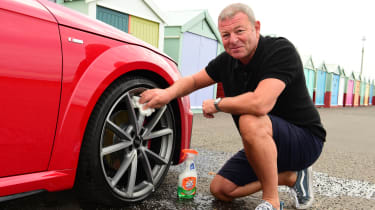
left=202, top=99, right=218, bottom=118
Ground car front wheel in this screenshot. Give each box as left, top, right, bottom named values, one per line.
left=76, top=76, right=176, bottom=205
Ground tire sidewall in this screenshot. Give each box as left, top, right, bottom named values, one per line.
left=79, top=76, right=175, bottom=205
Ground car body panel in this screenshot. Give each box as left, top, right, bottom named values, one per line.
left=0, top=0, right=192, bottom=200
left=0, top=0, right=62, bottom=177
left=2, top=0, right=56, bottom=22
left=0, top=170, right=75, bottom=197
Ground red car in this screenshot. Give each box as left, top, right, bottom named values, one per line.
left=0, top=0, right=193, bottom=205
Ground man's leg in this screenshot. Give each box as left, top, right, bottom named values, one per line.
left=237, top=114, right=280, bottom=208
left=210, top=114, right=323, bottom=209
left=210, top=171, right=297, bottom=201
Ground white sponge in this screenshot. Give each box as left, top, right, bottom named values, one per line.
left=132, top=96, right=155, bottom=117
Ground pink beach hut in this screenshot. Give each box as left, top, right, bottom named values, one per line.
left=343, top=70, right=354, bottom=107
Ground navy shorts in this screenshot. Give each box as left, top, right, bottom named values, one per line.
left=217, top=115, right=324, bottom=186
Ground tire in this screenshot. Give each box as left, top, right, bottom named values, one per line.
left=75, top=76, right=176, bottom=205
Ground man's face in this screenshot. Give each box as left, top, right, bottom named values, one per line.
left=218, top=12, right=260, bottom=64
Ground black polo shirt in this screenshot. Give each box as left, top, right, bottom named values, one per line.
left=206, top=36, right=326, bottom=141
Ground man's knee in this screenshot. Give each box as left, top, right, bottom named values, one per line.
left=209, top=180, right=221, bottom=198
left=210, top=175, right=235, bottom=202
left=238, top=114, right=273, bottom=142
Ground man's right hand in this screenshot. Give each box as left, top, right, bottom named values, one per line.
left=139, top=88, right=172, bottom=110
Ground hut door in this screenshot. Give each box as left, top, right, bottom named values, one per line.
left=346, top=80, right=354, bottom=105
left=96, top=6, right=129, bottom=32
left=353, top=80, right=361, bottom=106
left=338, top=77, right=345, bottom=106
left=130, top=16, right=159, bottom=48
left=316, top=70, right=326, bottom=105
left=180, top=32, right=218, bottom=110
left=364, top=84, right=370, bottom=105
left=331, top=74, right=340, bottom=105
left=307, top=70, right=315, bottom=99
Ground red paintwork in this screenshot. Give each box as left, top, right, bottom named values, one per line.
left=216, top=82, right=225, bottom=98
left=0, top=0, right=61, bottom=177
left=324, top=91, right=331, bottom=108
left=0, top=170, right=75, bottom=197
left=0, top=0, right=192, bottom=199
left=312, top=91, right=316, bottom=104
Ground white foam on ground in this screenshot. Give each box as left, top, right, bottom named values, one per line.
left=312, top=171, right=375, bottom=199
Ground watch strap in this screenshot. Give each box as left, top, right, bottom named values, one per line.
left=214, top=98, right=222, bottom=112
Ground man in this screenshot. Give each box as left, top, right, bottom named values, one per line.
left=140, top=3, right=325, bottom=210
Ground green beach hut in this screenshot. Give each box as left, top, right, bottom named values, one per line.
left=301, top=55, right=316, bottom=100
left=163, top=10, right=223, bottom=112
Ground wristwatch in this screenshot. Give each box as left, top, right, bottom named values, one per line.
left=214, top=97, right=222, bottom=112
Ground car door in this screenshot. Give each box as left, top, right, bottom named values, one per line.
left=0, top=0, right=62, bottom=177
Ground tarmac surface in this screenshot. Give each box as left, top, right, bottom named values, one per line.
left=1, top=106, right=374, bottom=209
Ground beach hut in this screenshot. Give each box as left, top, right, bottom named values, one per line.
left=371, top=80, right=374, bottom=105
left=352, top=72, right=361, bottom=107
left=364, top=79, right=370, bottom=106
left=343, top=70, right=354, bottom=107
left=315, top=62, right=328, bottom=107
left=360, top=76, right=366, bottom=106
left=163, top=10, right=223, bottom=112
left=325, top=64, right=341, bottom=107
left=337, top=67, right=346, bottom=106
left=370, top=80, right=373, bottom=105
left=59, top=0, right=167, bottom=49
left=301, top=55, right=316, bottom=100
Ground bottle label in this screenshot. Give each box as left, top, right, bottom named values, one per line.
left=182, top=177, right=196, bottom=191
left=190, top=162, right=195, bottom=170
left=178, top=186, right=196, bottom=198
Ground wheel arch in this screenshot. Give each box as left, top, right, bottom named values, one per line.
left=48, top=45, right=191, bottom=181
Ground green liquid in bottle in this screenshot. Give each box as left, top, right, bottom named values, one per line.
left=177, top=186, right=196, bottom=199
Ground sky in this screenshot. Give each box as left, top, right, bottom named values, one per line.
left=153, top=0, right=375, bottom=81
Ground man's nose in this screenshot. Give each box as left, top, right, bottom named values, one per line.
left=229, top=35, right=238, bottom=44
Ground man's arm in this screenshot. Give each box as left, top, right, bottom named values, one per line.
left=140, top=68, right=215, bottom=109
left=203, top=78, right=285, bottom=116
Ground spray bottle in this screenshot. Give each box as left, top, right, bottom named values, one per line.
left=178, top=149, right=198, bottom=199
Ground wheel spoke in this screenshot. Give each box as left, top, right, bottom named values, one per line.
left=124, top=93, right=140, bottom=135
left=138, top=114, right=145, bottom=131
left=142, top=105, right=167, bottom=137
left=127, top=151, right=138, bottom=196
left=106, top=119, right=132, bottom=140
left=144, top=148, right=168, bottom=165
left=111, top=150, right=136, bottom=187
left=140, top=148, right=154, bottom=185
left=102, top=141, right=132, bottom=156
left=143, top=128, right=173, bottom=140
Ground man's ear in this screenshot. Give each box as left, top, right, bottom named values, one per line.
left=254, top=20, right=261, bottom=37
left=255, top=21, right=261, bottom=32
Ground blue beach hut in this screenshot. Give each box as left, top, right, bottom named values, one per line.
left=325, top=64, right=341, bottom=107
left=315, top=62, right=328, bottom=107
